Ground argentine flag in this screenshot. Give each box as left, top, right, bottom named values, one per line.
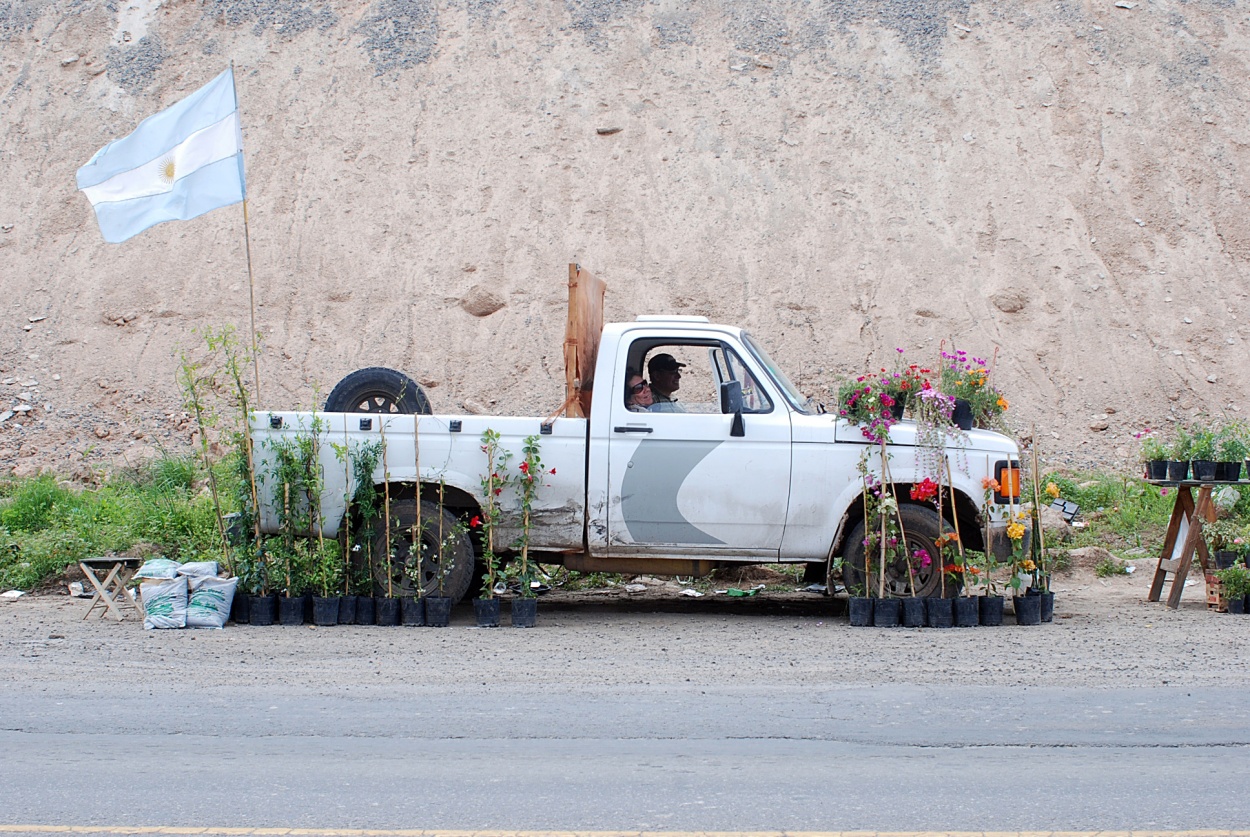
left=77, top=68, right=246, bottom=244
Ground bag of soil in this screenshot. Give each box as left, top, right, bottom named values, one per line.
left=186, top=576, right=237, bottom=629
left=141, top=577, right=187, bottom=630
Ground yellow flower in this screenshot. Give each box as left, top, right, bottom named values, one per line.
left=1007, top=521, right=1026, bottom=541
left=1046, top=482, right=1060, bottom=499
left=1022, top=559, right=1037, bottom=572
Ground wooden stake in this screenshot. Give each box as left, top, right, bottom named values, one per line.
left=342, top=423, right=352, bottom=596
left=380, top=419, right=392, bottom=598
left=1031, top=425, right=1048, bottom=591
left=411, top=413, right=422, bottom=596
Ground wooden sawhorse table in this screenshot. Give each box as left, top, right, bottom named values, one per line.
left=1146, top=480, right=1228, bottom=609
left=79, top=556, right=143, bottom=621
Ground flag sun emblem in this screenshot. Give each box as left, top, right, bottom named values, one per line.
left=159, top=156, right=176, bottom=185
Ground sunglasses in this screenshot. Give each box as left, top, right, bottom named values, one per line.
left=630, top=381, right=649, bottom=393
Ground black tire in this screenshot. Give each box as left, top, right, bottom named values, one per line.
left=364, top=499, right=475, bottom=603
left=840, top=503, right=960, bottom=598
left=324, top=367, right=432, bottom=415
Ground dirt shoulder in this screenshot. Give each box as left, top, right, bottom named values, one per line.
left=2, top=558, right=1247, bottom=694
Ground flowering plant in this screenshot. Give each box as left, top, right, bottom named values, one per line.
left=509, top=434, right=557, bottom=599
left=1136, top=429, right=1168, bottom=463
left=836, top=373, right=902, bottom=443
left=939, top=348, right=1008, bottom=430
left=477, top=428, right=512, bottom=599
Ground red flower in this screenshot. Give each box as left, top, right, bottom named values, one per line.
left=519, top=461, right=529, bottom=474
left=493, top=487, right=502, bottom=496
left=469, top=516, right=482, bottom=528
left=549, top=468, right=556, bottom=475
left=910, top=478, right=939, bottom=503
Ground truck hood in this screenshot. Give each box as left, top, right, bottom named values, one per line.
left=792, top=413, right=1020, bottom=456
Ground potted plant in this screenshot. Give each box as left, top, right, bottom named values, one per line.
left=310, top=539, right=342, bottom=626
left=938, top=348, right=1008, bottom=431
left=1214, top=558, right=1250, bottom=614
left=1005, top=512, right=1040, bottom=625
left=1189, top=425, right=1218, bottom=482
left=510, top=434, right=553, bottom=627
left=474, top=429, right=511, bottom=628
left=1204, top=518, right=1244, bottom=570
left=836, top=373, right=903, bottom=443
left=1139, top=433, right=1169, bottom=481
left=1167, top=429, right=1192, bottom=481
left=1216, top=424, right=1247, bottom=482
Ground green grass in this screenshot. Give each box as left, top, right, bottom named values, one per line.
left=0, top=454, right=240, bottom=591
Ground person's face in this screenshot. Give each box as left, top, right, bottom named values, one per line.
left=651, top=366, right=681, bottom=395
left=628, top=375, right=653, bottom=407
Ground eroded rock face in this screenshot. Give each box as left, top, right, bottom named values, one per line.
left=4, top=2, right=1250, bottom=477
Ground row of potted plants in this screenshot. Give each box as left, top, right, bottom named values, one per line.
left=835, top=345, right=1009, bottom=443
left=844, top=441, right=1054, bottom=628
left=1139, top=422, right=1249, bottom=482
left=1215, top=558, right=1250, bottom=614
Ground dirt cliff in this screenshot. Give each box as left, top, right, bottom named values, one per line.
left=2, top=0, right=1248, bottom=478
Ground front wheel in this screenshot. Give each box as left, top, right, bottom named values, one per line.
left=363, top=499, right=475, bottom=603
left=840, top=503, right=959, bottom=598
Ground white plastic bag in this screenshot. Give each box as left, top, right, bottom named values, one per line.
left=177, top=561, right=220, bottom=578
left=134, top=558, right=181, bottom=580
left=186, top=576, right=237, bottom=629
left=141, top=577, right=187, bottom=630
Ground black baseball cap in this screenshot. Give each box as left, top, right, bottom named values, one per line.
left=648, top=353, right=686, bottom=373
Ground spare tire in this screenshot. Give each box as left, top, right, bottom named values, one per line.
left=324, top=367, right=432, bottom=415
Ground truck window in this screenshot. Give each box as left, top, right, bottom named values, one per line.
left=631, top=341, right=769, bottom=415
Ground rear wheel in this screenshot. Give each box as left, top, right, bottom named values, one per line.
left=840, top=503, right=959, bottom=598
left=325, top=367, right=431, bottom=414
left=364, top=499, right=475, bottom=602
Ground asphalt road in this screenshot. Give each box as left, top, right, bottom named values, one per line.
left=3, top=593, right=1250, bottom=834
left=3, top=683, right=1249, bottom=832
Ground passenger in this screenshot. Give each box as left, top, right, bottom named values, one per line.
left=647, top=353, right=686, bottom=412
left=625, top=368, right=653, bottom=412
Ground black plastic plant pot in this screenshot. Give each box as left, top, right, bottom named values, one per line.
left=311, top=596, right=340, bottom=626
left=1231, top=462, right=1246, bottom=482
left=375, top=596, right=401, bottom=626
left=1166, top=460, right=1190, bottom=481
left=1014, top=595, right=1042, bottom=625
left=1227, top=597, right=1246, bottom=615
left=338, top=595, right=358, bottom=624
left=901, top=597, right=926, bottom=628
left=248, top=593, right=277, bottom=626
left=1146, top=460, right=1168, bottom=481
left=230, top=592, right=250, bottom=624
left=1215, top=551, right=1239, bottom=570
left=1038, top=591, right=1055, bottom=623
left=354, top=594, right=375, bottom=625
left=511, top=597, right=538, bottom=628
left=401, top=596, right=426, bottom=627
left=847, top=596, right=873, bottom=627
left=925, top=596, right=954, bottom=628
left=951, top=398, right=973, bottom=431
left=474, top=597, right=501, bottom=628
left=954, top=596, right=979, bottom=628
left=872, top=597, right=901, bottom=627
left=278, top=595, right=305, bottom=626
left=1192, top=460, right=1218, bottom=482
left=425, top=596, right=453, bottom=627
left=979, top=595, right=1005, bottom=626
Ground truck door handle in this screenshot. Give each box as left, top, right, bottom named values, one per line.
left=614, top=425, right=653, bottom=433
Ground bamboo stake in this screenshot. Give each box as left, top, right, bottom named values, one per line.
left=380, top=419, right=392, bottom=598
left=342, top=423, right=352, bottom=596
left=283, top=482, right=291, bottom=597
left=1030, top=425, right=1048, bottom=592
left=879, top=448, right=914, bottom=597
left=411, top=414, right=422, bottom=596
left=878, top=439, right=887, bottom=599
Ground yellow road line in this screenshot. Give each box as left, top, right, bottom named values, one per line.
left=3, top=830, right=1250, bottom=837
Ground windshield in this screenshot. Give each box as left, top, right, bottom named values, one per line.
left=742, top=332, right=815, bottom=415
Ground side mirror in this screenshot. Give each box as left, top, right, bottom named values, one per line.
left=720, top=380, right=745, bottom=437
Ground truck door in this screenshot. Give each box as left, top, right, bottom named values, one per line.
left=607, top=338, right=792, bottom=557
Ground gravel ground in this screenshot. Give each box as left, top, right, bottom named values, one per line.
left=2, top=559, right=1248, bottom=694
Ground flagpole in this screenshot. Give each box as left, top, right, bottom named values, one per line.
left=231, top=60, right=262, bottom=408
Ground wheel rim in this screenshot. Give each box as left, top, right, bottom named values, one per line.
left=371, top=521, right=446, bottom=596
left=353, top=391, right=406, bottom=414
left=852, top=523, right=952, bottom=598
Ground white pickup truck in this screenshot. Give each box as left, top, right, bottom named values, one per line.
left=251, top=292, right=1023, bottom=604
